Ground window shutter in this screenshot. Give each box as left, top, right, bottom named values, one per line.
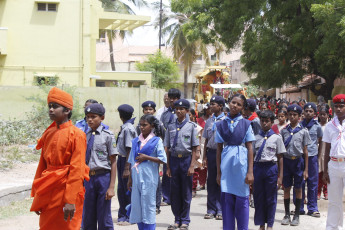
left=47, top=4, right=57, bottom=11
left=37, top=3, right=46, bottom=11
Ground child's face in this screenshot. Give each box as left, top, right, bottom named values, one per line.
left=261, top=105, right=268, bottom=111
left=318, top=111, right=328, bottom=123
left=288, top=111, right=300, bottom=125
left=143, top=107, right=155, bottom=115
left=260, top=117, right=272, bottom=132
left=243, top=108, right=252, bottom=118
left=304, top=108, right=315, bottom=121
left=86, top=113, right=104, bottom=130
left=210, top=102, right=222, bottom=114
left=48, top=102, right=69, bottom=123
left=229, top=97, right=244, bottom=117
left=169, top=97, right=179, bottom=108
left=299, top=101, right=306, bottom=108
left=176, top=107, right=188, bottom=121
left=334, top=103, right=345, bottom=119
left=277, top=113, right=286, bottom=124
left=270, top=104, right=276, bottom=112
left=188, top=111, right=196, bottom=122
left=139, top=120, right=154, bottom=137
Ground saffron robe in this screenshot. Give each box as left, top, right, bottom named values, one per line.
left=30, top=120, right=89, bottom=230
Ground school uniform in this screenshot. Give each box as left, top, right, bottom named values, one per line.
left=136, top=121, right=166, bottom=212
left=280, top=124, right=311, bottom=189
left=202, top=112, right=226, bottom=217
left=164, top=117, right=199, bottom=226
left=116, top=118, right=137, bottom=222
left=160, top=108, right=176, bottom=204
left=215, top=114, right=256, bottom=230
left=296, top=119, right=323, bottom=215
left=82, top=125, right=117, bottom=230
left=253, top=129, right=286, bottom=227
left=128, top=135, right=167, bottom=230
left=322, top=116, right=345, bottom=230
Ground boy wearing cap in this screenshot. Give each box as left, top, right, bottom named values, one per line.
left=202, top=95, right=226, bottom=220
left=294, top=102, right=322, bottom=217
left=82, top=103, right=117, bottom=230
left=323, top=94, right=345, bottom=230
left=280, top=104, right=311, bottom=226
left=164, top=99, right=199, bottom=230
left=244, top=99, right=261, bottom=135
left=116, top=104, right=137, bottom=225
left=75, top=99, right=109, bottom=132
left=161, top=88, right=182, bottom=206
left=253, top=110, right=285, bottom=230
left=30, top=87, right=89, bottom=230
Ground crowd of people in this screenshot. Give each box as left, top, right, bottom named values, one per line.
left=29, top=86, right=345, bottom=230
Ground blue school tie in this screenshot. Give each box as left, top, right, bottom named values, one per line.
left=283, top=125, right=302, bottom=148
left=211, top=112, right=225, bottom=131
left=86, top=131, right=96, bottom=165
left=171, top=119, right=189, bottom=154
left=300, top=119, right=317, bottom=130
left=255, top=129, right=276, bottom=162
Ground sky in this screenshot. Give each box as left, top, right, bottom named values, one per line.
left=121, top=0, right=170, bottom=47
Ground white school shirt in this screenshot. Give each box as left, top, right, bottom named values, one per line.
left=322, top=116, right=345, bottom=158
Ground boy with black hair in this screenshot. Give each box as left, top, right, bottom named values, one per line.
left=116, top=104, right=137, bottom=225
left=160, top=88, right=182, bottom=206
left=244, top=99, right=261, bottom=135
left=294, top=102, right=322, bottom=217
left=82, top=103, right=117, bottom=230
left=323, top=94, right=345, bottom=230
left=253, top=110, right=285, bottom=230
left=202, top=95, right=226, bottom=220
left=280, top=104, right=311, bottom=226
left=165, top=99, right=199, bottom=230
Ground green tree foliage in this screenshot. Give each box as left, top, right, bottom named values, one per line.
left=171, top=0, right=345, bottom=99
left=136, top=50, right=181, bottom=90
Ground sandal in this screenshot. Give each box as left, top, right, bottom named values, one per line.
left=308, top=211, right=321, bottom=218
left=204, top=213, right=214, bottom=219
left=215, top=214, right=223, bottom=220
left=167, top=224, right=179, bottom=230
left=180, top=224, right=189, bottom=230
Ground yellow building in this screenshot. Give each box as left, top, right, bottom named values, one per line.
left=0, top=0, right=151, bottom=87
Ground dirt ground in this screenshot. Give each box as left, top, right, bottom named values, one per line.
left=0, top=161, right=333, bottom=230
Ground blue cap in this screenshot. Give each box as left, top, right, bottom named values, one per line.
left=174, top=99, right=190, bottom=109
left=210, top=96, right=225, bottom=106
left=304, top=102, right=317, bottom=112
left=118, top=104, right=134, bottom=115
left=141, top=101, right=156, bottom=109
left=246, top=99, right=257, bottom=111
left=85, top=103, right=105, bottom=116
left=287, top=104, right=302, bottom=114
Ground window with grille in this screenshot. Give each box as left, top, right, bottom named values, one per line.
left=37, top=3, right=57, bottom=12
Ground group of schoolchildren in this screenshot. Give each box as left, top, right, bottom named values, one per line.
left=74, top=87, right=345, bottom=230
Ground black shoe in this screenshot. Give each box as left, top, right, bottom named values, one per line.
left=281, top=215, right=291, bottom=225
left=156, top=208, right=161, bottom=215
left=290, top=216, right=299, bottom=226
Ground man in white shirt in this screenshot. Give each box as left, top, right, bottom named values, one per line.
left=322, top=94, right=345, bottom=230
left=156, top=93, right=169, bottom=121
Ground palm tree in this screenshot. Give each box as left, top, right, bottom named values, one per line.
left=100, top=0, right=147, bottom=71
left=157, top=11, right=210, bottom=97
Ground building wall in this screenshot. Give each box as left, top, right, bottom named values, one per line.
left=0, top=0, right=84, bottom=86
left=0, top=85, right=165, bottom=132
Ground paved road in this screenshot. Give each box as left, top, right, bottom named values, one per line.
left=0, top=188, right=330, bottom=230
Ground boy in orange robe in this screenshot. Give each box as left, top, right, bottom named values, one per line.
left=30, top=87, right=89, bottom=230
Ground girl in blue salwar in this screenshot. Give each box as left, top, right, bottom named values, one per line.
left=127, top=114, right=167, bottom=230
left=215, top=94, right=256, bottom=230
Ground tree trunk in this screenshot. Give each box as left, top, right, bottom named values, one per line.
left=107, top=31, right=116, bottom=71
left=309, top=75, right=337, bottom=101
left=184, top=66, right=188, bottom=98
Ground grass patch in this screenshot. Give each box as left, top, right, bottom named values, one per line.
left=0, top=198, right=34, bottom=219
left=0, top=145, right=40, bottom=170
